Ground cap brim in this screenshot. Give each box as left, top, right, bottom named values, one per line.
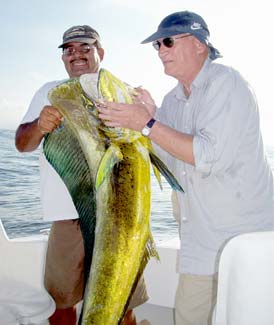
left=141, top=27, right=191, bottom=44
left=58, top=37, right=97, bottom=48
left=141, top=32, right=162, bottom=44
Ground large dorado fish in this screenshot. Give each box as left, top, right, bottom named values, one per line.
left=44, top=69, right=183, bottom=325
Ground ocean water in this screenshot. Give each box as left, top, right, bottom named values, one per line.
left=0, top=129, right=177, bottom=243
left=1, top=129, right=274, bottom=244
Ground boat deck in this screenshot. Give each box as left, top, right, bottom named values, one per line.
left=135, top=303, right=175, bottom=325
left=0, top=220, right=179, bottom=324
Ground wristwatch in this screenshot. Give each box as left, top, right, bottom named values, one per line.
left=141, top=118, right=156, bottom=137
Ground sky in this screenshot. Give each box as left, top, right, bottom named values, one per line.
left=1, top=0, right=274, bottom=145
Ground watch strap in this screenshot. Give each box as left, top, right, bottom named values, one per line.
left=141, top=118, right=156, bottom=137
left=146, top=118, right=156, bottom=128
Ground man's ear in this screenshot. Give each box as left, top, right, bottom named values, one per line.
left=194, top=38, right=208, bottom=55
left=98, top=48, right=105, bottom=61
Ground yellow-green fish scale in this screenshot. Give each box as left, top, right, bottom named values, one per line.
left=82, top=141, right=151, bottom=324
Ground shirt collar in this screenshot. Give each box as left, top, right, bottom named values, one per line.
left=192, top=57, right=211, bottom=89
left=174, top=83, right=187, bottom=101
left=174, top=58, right=212, bottom=100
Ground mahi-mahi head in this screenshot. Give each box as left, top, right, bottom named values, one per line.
left=44, top=69, right=183, bottom=325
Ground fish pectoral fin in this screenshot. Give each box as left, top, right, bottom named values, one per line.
left=152, top=165, right=163, bottom=190
left=96, top=143, right=123, bottom=189
left=149, top=151, right=184, bottom=192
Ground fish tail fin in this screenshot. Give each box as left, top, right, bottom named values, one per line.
left=96, top=143, right=123, bottom=190
left=149, top=151, right=184, bottom=192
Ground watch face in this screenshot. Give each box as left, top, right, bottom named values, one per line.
left=141, top=127, right=150, bottom=136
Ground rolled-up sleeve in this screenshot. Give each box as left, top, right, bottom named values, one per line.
left=193, top=70, right=258, bottom=175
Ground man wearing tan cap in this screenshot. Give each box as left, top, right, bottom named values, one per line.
left=15, top=25, right=147, bottom=325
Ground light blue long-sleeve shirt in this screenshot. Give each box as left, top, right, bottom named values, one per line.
left=154, top=59, right=274, bottom=275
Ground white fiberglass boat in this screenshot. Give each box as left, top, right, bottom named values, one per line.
left=0, top=219, right=178, bottom=325
left=1, top=218, right=274, bottom=325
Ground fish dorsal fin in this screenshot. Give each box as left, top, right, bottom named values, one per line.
left=96, top=143, right=123, bottom=190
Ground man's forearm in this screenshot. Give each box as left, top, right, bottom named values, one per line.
left=149, top=121, right=195, bottom=166
left=15, top=118, right=45, bottom=152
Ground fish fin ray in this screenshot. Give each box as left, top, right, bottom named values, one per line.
left=43, top=123, right=97, bottom=285
left=149, top=151, right=184, bottom=192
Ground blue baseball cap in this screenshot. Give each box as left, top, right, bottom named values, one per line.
left=141, top=11, right=221, bottom=60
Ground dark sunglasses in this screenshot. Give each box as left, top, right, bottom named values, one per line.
left=63, top=44, right=95, bottom=56
left=152, top=34, right=191, bottom=51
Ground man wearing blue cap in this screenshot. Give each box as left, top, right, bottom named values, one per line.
left=99, top=11, right=274, bottom=324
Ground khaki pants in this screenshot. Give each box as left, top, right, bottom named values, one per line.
left=175, top=273, right=218, bottom=325
left=44, top=220, right=148, bottom=309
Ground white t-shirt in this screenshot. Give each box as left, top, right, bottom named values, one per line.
left=21, top=80, right=79, bottom=221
